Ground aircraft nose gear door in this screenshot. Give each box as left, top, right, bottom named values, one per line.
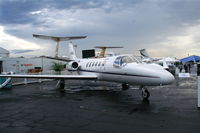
left=140, top=86, right=150, bottom=100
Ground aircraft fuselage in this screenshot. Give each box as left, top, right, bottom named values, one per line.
left=71, top=55, right=174, bottom=86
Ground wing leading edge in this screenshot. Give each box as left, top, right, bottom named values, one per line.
left=0, top=74, right=98, bottom=80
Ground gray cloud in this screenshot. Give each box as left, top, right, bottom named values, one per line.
left=0, top=0, right=143, bottom=25
left=0, top=0, right=200, bottom=57
left=0, top=0, right=41, bottom=24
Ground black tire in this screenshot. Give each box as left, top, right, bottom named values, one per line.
left=122, top=83, right=129, bottom=90
left=142, top=89, right=150, bottom=99
left=59, top=83, right=65, bottom=89
left=58, top=79, right=65, bottom=92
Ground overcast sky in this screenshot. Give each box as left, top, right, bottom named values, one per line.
left=0, top=0, right=200, bottom=58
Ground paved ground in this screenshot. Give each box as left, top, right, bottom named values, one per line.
left=0, top=77, right=200, bottom=133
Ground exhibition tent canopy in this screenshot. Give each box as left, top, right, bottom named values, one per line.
left=159, top=57, right=177, bottom=63
left=180, top=55, right=200, bottom=63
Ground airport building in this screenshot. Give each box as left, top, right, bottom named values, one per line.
left=0, top=47, right=9, bottom=57
left=0, top=47, right=67, bottom=74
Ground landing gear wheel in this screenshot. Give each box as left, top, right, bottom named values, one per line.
left=141, top=88, right=150, bottom=100
left=59, top=82, right=65, bottom=89
left=56, top=79, right=65, bottom=92
left=122, top=83, right=129, bottom=90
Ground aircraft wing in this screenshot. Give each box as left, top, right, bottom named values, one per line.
left=40, top=56, right=73, bottom=62
left=0, top=74, right=98, bottom=80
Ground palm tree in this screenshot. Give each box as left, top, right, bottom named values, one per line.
left=51, top=62, right=66, bottom=74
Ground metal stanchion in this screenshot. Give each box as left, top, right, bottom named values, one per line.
left=198, top=76, right=200, bottom=108
left=24, top=78, right=27, bottom=84
left=197, top=64, right=200, bottom=108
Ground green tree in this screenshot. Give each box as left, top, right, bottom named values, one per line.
left=51, top=62, right=66, bottom=74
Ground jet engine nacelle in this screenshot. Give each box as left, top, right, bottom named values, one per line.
left=68, top=61, right=80, bottom=70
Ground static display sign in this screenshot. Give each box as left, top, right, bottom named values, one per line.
left=82, top=49, right=95, bottom=58
left=178, top=73, right=190, bottom=78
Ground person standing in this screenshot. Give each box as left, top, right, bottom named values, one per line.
left=188, top=63, right=191, bottom=73
left=184, top=64, right=188, bottom=73
left=179, top=63, right=183, bottom=72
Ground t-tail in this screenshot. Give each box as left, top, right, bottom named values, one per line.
left=33, top=34, right=86, bottom=59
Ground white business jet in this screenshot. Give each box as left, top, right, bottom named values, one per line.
left=0, top=35, right=174, bottom=100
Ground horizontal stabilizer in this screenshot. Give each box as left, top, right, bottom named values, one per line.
left=95, top=46, right=123, bottom=49
left=0, top=74, right=97, bottom=80
left=33, top=34, right=87, bottom=42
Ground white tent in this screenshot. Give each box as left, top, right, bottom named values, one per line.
left=159, top=57, right=177, bottom=63
left=0, top=47, right=9, bottom=57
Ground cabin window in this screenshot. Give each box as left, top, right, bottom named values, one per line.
left=95, top=62, right=98, bottom=66
left=98, top=62, right=101, bottom=66
left=89, top=62, right=92, bottom=67
left=92, top=62, right=95, bottom=67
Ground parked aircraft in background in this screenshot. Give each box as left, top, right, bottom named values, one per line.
left=0, top=35, right=174, bottom=100
left=139, top=49, right=177, bottom=69
left=95, top=46, right=123, bottom=57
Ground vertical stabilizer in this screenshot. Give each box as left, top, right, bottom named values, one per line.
left=68, top=41, right=77, bottom=60
left=139, top=49, right=150, bottom=58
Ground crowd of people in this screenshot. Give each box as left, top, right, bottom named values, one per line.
left=167, top=62, right=195, bottom=76
left=178, top=63, right=191, bottom=73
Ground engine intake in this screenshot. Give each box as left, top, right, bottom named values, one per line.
left=68, top=61, right=80, bottom=70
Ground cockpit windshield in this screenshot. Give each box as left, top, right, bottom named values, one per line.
left=113, top=55, right=140, bottom=67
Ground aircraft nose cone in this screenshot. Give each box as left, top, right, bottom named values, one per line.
left=160, top=71, right=175, bottom=85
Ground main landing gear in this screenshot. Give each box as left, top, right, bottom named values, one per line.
left=56, top=79, right=65, bottom=92
left=140, top=86, right=150, bottom=100
left=122, top=83, right=129, bottom=90
left=122, top=84, right=150, bottom=100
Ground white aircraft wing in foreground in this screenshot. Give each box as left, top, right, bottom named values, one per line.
left=0, top=74, right=97, bottom=80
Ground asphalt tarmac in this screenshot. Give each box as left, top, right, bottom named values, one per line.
left=0, top=76, right=200, bottom=133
